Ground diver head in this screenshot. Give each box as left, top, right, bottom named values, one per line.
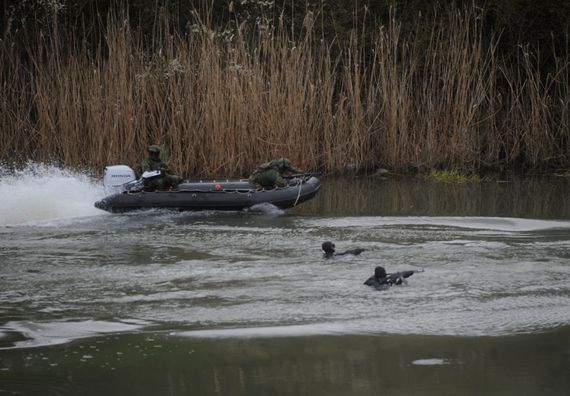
left=322, top=241, right=336, bottom=254
left=374, top=266, right=387, bottom=278
left=148, top=145, right=161, bottom=159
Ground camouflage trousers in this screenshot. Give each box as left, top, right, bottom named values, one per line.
left=248, top=169, right=287, bottom=189
left=144, top=174, right=183, bottom=190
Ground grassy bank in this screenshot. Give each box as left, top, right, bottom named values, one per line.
left=1, top=5, right=568, bottom=177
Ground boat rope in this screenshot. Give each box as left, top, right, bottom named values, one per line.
left=293, top=178, right=303, bottom=207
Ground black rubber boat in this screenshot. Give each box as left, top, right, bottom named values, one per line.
left=94, top=166, right=320, bottom=213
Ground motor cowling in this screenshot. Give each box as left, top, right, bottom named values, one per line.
left=103, top=165, right=136, bottom=193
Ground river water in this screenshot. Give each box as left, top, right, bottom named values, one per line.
left=1, top=164, right=569, bottom=395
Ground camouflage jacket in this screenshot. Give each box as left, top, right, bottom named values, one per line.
left=140, top=157, right=172, bottom=175
left=251, top=158, right=300, bottom=176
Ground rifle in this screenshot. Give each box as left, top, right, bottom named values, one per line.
left=386, top=269, right=424, bottom=285
left=283, top=172, right=321, bottom=180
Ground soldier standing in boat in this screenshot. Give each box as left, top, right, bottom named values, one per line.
left=140, top=145, right=183, bottom=190
left=249, top=158, right=303, bottom=189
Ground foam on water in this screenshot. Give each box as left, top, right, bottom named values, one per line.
left=1, top=320, right=148, bottom=349
left=246, top=202, right=285, bottom=216
left=306, top=216, right=570, bottom=232
left=411, top=358, right=451, bottom=366
left=177, top=323, right=348, bottom=338
left=0, top=162, right=106, bottom=225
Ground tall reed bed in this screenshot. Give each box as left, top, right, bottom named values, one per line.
left=0, top=6, right=568, bottom=176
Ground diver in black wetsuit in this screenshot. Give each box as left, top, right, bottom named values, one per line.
left=322, top=241, right=366, bottom=259
left=364, top=266, right=417, bottom=291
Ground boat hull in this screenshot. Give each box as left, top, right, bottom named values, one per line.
left=95, top=177, right=320, bottom=213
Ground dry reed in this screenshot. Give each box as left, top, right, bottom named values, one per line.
left=0, top=6, right=568, bottom=177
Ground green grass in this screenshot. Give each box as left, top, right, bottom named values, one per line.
left=426, top=169, right=487, bottom=183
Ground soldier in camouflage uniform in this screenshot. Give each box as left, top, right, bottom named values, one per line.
left=248, top=158, right=302, bottom=189
left=140, top=145, right=183, bottom=190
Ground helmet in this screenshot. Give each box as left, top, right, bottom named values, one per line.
left=374, top=266, right=387, bottom=278
left=275, top=158, right=292, bottom=171
left=322, top=241, right=336, bottom=254
left=148, top=145, right=161, bottom=153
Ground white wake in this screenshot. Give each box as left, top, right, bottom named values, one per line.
left=0, top=162, right=106, bottom=225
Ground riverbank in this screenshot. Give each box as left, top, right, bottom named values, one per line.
left=1, top=4, right=568, bottom=177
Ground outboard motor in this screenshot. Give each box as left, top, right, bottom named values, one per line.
left=103, top=165, right=136, bottom=194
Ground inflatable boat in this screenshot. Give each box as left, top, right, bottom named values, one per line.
left=94, top=165, right=321, bottom=213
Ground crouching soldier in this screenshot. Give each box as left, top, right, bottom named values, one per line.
left=140, top=145, right=183, bottom=190
left=249, top=158, right=303, bottom=189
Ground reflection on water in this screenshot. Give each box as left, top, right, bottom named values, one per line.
left=298, top=176, right=570, bottom=218
left=0, top=169, right=569, bottom=395
left=1, top=329, right=569, bottom=396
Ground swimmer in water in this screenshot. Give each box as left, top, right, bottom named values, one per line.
left=364, top=266, right=418, bottom=291
left=322, top=241, right=366, bottom=259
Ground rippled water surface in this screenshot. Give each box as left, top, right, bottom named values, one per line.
left=1, top=164, right=569, bottom=395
